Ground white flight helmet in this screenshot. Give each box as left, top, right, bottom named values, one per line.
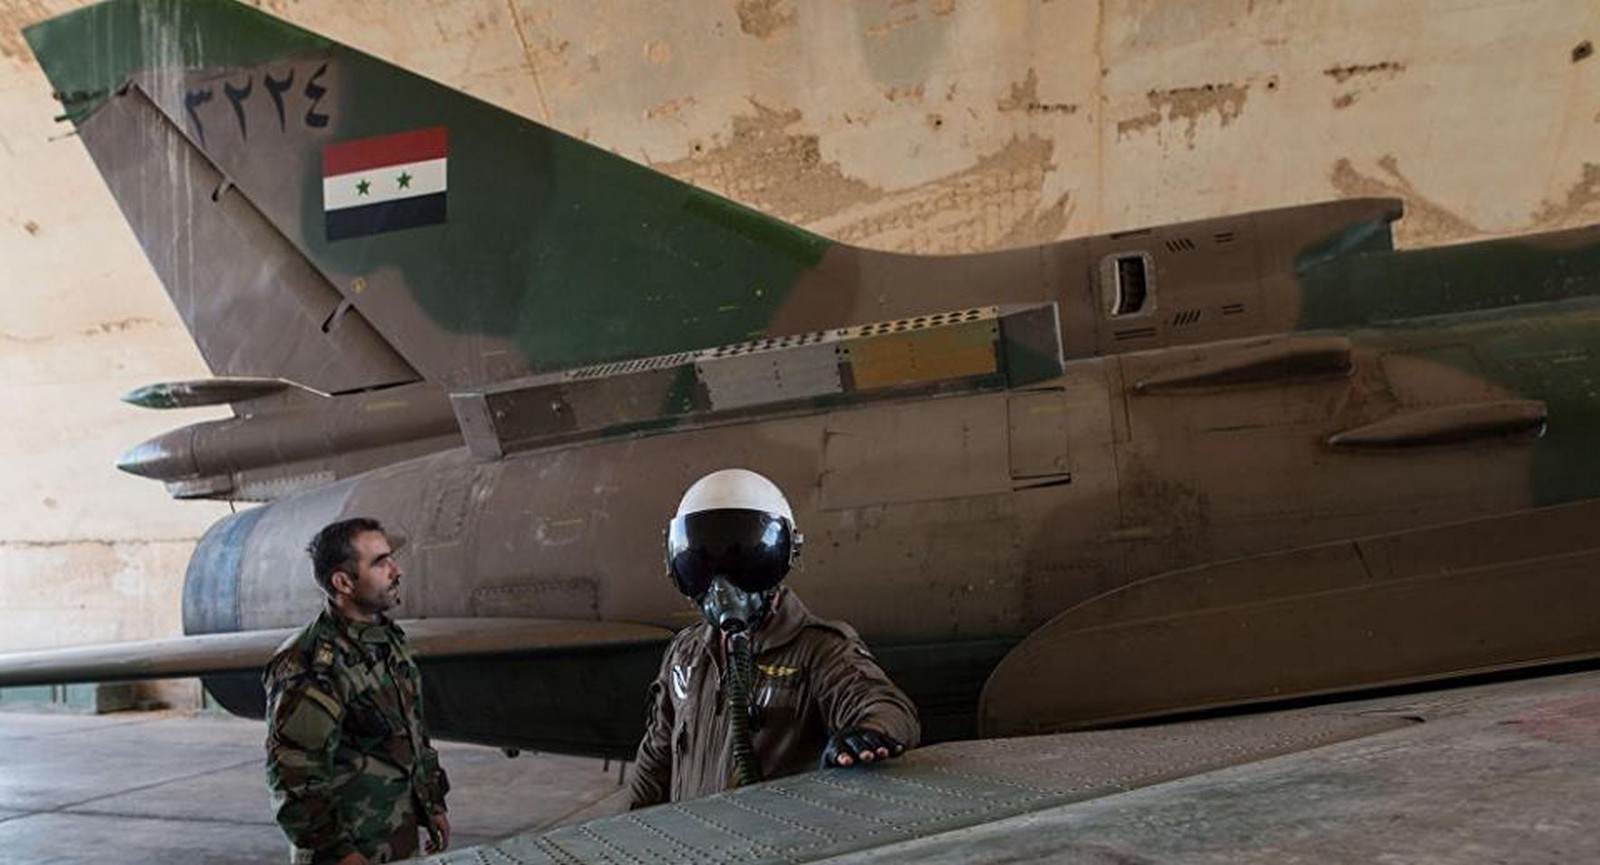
left=666, top=469, right=803, bottom=607
left=674, top=468, right=794, bottom=520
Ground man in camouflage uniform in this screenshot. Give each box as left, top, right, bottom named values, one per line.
left=627, top=469, right=920, bottom=807
left=265, top=517, right=451, bottom=865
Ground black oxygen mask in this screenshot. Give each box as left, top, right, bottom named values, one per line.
left=696, top=575, right=773, bottom=633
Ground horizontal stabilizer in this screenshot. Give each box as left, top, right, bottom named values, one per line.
left=980, top=498, right=1600, bottom=736
left=0, top=618, right=670, bottom=688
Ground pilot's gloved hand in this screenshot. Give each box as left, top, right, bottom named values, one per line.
left=822, top=726, right=905, bottom=768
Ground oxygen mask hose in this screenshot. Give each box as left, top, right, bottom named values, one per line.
left=724, top=628, right=763, bottom=787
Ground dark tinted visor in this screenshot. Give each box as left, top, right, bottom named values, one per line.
left=667, top=509, right=793, bottom=598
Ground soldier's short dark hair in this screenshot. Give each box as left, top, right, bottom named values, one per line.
left=307, top=517, right=386, bottom=595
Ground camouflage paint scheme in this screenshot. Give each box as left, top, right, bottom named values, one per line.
left=5, top=0, right=1600, bottom=755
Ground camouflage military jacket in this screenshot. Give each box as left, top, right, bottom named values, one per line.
left=265, top=605, right=449, bottom=864
left=627, top=590, right=920, bottom=807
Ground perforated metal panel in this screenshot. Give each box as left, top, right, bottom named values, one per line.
left=697, top=341, right=842, bottom=410
left=424, top=710, right=1407, bottom=864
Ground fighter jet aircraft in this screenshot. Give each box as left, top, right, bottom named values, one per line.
left=3, top=0, right=1598, bottom=764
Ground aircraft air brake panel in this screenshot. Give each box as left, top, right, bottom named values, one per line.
left=450, top=304, right=1064, bottom=458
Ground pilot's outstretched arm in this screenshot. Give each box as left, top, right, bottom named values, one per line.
left=813, top=629, right=921, bottom=766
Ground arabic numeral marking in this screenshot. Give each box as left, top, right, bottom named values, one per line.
left=304, top=62, right=330, bottom=129
left=183, top=62, right=332, bottom=148
left=263, top=69, right=294, bottom=132
left=182, top=87, right=213, bottom=146
left=223, top=76, right=253, bottom=139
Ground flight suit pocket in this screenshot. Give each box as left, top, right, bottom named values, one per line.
left=753, top=664, right=804, bottom=730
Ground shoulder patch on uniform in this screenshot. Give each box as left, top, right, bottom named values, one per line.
left=301, top=685, right=342, bottom=719
left=278, top=690, right=341, bottom=749
left=312, top=641, right=336, bottom=670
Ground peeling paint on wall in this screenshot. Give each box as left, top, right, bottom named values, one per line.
left=1117, top=80, right=1258, bottom=148
left=656, top=102, right=882, bottom=225
left=660, top=111, right=1065, bottom=252
left=1532, top=163, right=1600, bottom=229
left=736, top=0, right=796, bottom=40
left=1323, top=61, right=1406, bottom=83
left=646, top=94, right=697, bottom=122
left=1329, top=156, right=1479, bottom=245
left=813, top=136, right=1066, bottom=252
left=998, top=69, right=1079, bottom=116
left=1, top=317, right=168, bottom=345
left=0, top=0, right=50, bottom=63
left=1325, top=59, right=1405, bottom=109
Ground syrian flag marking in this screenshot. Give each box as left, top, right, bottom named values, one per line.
left=322, top=126, right=447, bottom=241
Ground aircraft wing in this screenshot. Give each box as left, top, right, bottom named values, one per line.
left=422, top=669, right=1600, bottom=863
left=0, top=618, right=671, bottom=688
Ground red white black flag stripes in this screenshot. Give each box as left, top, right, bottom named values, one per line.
left=322, top=127, right=448, bottom=241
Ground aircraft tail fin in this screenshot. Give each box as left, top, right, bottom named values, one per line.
left=25, top=0, right=836, bottom=390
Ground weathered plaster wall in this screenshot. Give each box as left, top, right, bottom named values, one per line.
left=1, top=0, right=1596, bottom=707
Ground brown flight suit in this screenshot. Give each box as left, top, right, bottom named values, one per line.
left=626, top=590, right=920, bottom=807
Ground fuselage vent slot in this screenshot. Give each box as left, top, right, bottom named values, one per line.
left=1214, top=231, right=1237, bottom=244
left=1222, top=303, right=1246, bottom=316
left=1165, top=237, right=1197, bottom=253
left=1172, top=309, right=1202, bottom=327
left=1114, top=326, right=1158, bottom=341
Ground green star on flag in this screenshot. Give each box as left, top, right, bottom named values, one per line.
left=397, top=171, right=412, bottom=190
left=355, top=178, right=371, bottom=196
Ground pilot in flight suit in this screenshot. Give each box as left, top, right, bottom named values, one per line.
left=626, top=469, right=920, bottom=807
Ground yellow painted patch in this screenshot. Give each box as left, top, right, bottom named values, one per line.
left=850, top=323, right=997, bottom=389
left=757, top=663, right=799, bottom=677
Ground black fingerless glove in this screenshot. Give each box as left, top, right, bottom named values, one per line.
left=821, top=726, right=905, bottom=768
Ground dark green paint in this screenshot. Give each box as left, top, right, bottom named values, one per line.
left=301, top=17, right=833, bottom=372
left=24, top=0, right=330, bottom=121
left=1297, top=229, right=1600, bottom=330
left=1348, top=297, right=1600, bottom=508
left=660, top=365, right=704, bottom=417
left=1298, top=223, right=1600, bottom=505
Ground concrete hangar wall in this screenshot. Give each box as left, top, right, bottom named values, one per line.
left=0, top=0, right=1596, bottom=707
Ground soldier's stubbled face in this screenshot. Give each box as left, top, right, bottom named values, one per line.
left=336, top=530, right=404, bottom=616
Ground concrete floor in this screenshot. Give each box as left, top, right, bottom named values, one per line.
left=6, top=670, right=1599, bottom=864
left=0, top=709, right=627, bottom=864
